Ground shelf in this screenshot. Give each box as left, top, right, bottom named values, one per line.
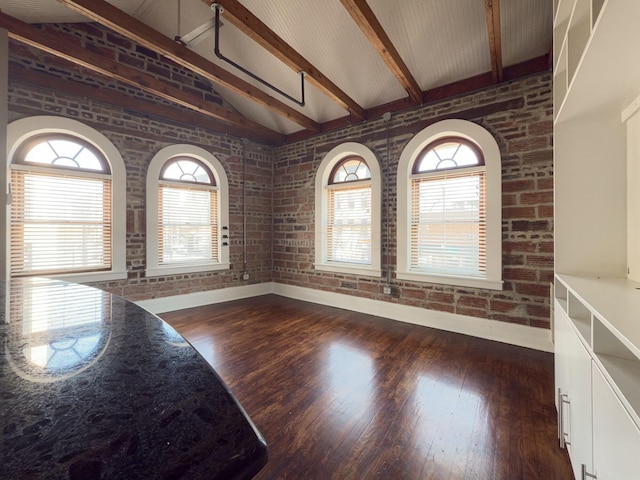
left=568, top=290, right=592, bottom=345
left=591, top=0, right=605, bottom=28
left=557, top=274, right=640, bottom=360
left=595, top=354, right=640, bottom=428
left=553, top=40, right=568, bottom=120
left=555, top=0, right=640, bottom=124
left=566, top=0, right=590, bottom=85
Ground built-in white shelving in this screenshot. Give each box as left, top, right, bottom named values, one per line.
left=554, top=0, right=640, bottom=124
left=554, top=1, right=640, bottom=476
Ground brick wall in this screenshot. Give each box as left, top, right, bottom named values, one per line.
left=272, top=73, right=554, bottom=328
left=7, top=29, right=273, bottom=301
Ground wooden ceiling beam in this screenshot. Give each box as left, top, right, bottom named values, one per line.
left=340, top=0, right=422, bottom=105
left=484, top=0, right=503, bottom=83
left=0, top=11, right=283, bottom=143
left=56, top=0, right=320, bottom=133
left=204, top=0, right=366, bottom=122
left=8, top=62, right=282, bottom=144
left=285, top=54, right=550, bottom=144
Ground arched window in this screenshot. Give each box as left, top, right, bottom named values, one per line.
left=315, top=143, right=381, bottom=277
left=397, top=120, right=503, bottom=290
left=7, top=116, right=127, bottom=282
left=146, top=144, right=229, bottom=277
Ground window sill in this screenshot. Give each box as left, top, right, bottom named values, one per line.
left=48, top=269, right=129, bottom=283
left=396, top=271, right=503, bottom=290
left=315, top=263, right=382, bottom=278
left=145, top=262, right=230, bottom=278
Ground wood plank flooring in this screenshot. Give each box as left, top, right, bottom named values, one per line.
left=160, top=294, right=573, bottom=480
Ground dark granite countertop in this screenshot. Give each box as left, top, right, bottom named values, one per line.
left=0, top=278, right=267, bottom=480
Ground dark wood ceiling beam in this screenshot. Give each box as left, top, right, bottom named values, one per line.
left=56, top=0, right=320, bottom=133
left=484, top=0, right=503, bottom=82
left=0, top=11, right=283, bottom=143
left=204, top=0, right=366, bottom=122
left=8, top=61, right=283, bottom=144
left=339, top=0, right=422, bottom=105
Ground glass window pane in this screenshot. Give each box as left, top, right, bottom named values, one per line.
left=160, top=186, right=217, bottom=264
left=415, top=140, right=481, bottom=173
left=331, top=158, right=371, bottom=184
left=327, top=185, right=371, bottom=264
left=161, top=158, right=213, bottom=185
left=23, top=137, right=107, bottom=172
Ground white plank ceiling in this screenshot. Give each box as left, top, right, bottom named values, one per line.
left=1, top=0, right=553, bottom=136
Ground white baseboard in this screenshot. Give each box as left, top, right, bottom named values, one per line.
left=272, top=283, right=554, bottom=352
left=139, top=281, right=553, bottom=352
left=136, top=283, right=274, bottom=314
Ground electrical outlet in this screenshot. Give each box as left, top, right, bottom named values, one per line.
left=242, top=272, right=249, bottom=280
left=383, top=285, right=392, bottom=295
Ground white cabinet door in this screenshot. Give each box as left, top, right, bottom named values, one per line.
left=554, top=301, right=571, bottom=411
left=554, top=305, right=593, bottom=478
left=592, top=364, right=640, bottom=479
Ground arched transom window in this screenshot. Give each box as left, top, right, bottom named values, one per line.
left=10, top=134, right=113, bottom=276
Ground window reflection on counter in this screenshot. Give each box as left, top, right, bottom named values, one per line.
left=7, top=278, right=111, bottom=381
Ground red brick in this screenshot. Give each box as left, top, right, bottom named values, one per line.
left=457, top=296, right=488, bottom=309
left=515, top=283, right=551, bottom=298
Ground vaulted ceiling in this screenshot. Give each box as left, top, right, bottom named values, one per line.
left=1, top=0, right=553, bottom=144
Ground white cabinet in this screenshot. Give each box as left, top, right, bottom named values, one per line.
left=554, top=294, right=592, bottom=479
left=592, top=363, right=640, bottom=479
left=554, top=276, right=640, bottom=480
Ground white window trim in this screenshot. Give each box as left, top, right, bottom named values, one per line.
left=146, top=144, right=229, bottom=277
left=315, top=142, right=382, bottom=277
left=6, top=116, right=127, bottom=283
left=397, top=119, right=503, bottom=290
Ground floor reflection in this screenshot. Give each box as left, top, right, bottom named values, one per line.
left=323, top=341, right=376, bottom=424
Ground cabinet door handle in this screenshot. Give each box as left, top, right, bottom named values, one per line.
left=559, top=390, right=571, bottom=448
left=557, top=388, right=563, bottom=443
left=582, top=464, right=597, bottom=479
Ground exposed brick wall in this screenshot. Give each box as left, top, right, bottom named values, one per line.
left=9, top=23, right=232, bottom=112
left=272, top=73, right=554, bottom=328
left=7, top=60, right=273, bottom=301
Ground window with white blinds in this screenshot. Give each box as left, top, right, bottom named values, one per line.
left=10, top=136, right=113, bottom=277
left=158, top=183, right=218, bottom=265
left=327, top=184, right=371, bottom=264
left=411, top=169, right=486, bottom=277
left=397, top=120, right=502, bottom=290
left=326, top=157, right=372, bottom=266
left=409, top=139, right=486, bottom=278
left=146, top=146, right=229, bottom=277
left=315, top=143, right=382, bottom=277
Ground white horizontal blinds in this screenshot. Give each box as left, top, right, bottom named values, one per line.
left=10, top=168, right=112, bottom=276
left=158, top=183, right=218, bottom=265
left=158, top=156, right=219, bottom=266
left=326, top=155, right=373, bottom=265
left=410, top=169, right=486, bottom=277
left=327, top=183, right=372, bottom=264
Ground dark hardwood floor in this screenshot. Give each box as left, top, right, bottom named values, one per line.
left=161, top=294, right=573, bottom=480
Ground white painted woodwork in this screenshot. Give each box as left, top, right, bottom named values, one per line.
left=626, top=110, right=640, bottom=282
left=554, top=275, right=640, bottom=479
left=592, top=362, right=640, bottom=480
left=554, top=303, right=593, bottom=479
